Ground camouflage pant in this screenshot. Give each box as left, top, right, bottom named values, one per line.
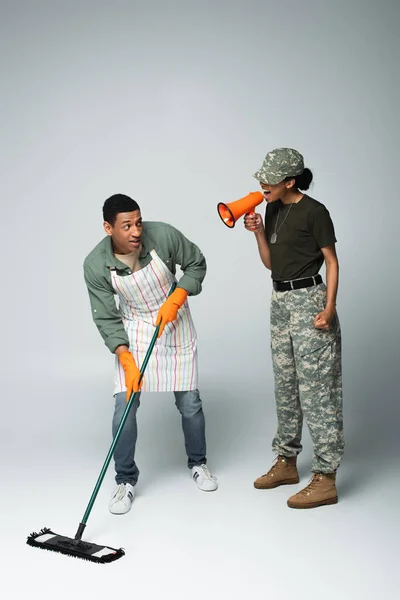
left=270, top=283, right=344, bottom=473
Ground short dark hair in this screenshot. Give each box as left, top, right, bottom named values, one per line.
left=285, top=167, right=313, bottom=191
left=102, top=194, right=140, bottom=226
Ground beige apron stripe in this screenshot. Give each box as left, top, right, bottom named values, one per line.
left=150, top=255, right=170, bottom=290
left=149, top=260, right=176, bottom=339
left=142, top=266, right=164, bottom=390
left=186, top=311, right=191, bottom=386
left=149, top=258, right=179, bottom=386
left=185, top=307, right=196, bottom=389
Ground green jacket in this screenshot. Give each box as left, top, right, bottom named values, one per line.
left=83, top=221, right=206, bottom=353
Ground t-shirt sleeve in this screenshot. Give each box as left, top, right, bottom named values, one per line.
left=310, top=205, right=337, bottom=248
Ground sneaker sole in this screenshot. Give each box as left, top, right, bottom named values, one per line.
left=109, top=506, right=132, bottom=515
left=193, top=480, right=218, bottom=492
left=287, top=496, right=338, bottom=509
left=254, top=477, right=300, bottom=490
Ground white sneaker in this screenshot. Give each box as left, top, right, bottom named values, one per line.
left=191, top=465, right=218, bottom=491
left=109, top=483, right=135, bottom=514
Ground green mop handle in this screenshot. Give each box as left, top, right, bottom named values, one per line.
left=75, top=281, right=177, bottom=541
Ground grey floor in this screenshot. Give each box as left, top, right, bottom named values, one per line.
left=2, top=376, right=398, bottom=600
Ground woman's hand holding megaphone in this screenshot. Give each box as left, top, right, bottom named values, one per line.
left=244, top=212, right=264, bottom=234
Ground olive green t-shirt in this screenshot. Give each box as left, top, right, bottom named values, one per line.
left=264, top=195, right=337, bottom=281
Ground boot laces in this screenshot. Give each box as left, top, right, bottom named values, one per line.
left=299, top=474, right=322, bottom=496
left=265, top=456, right=287, bottom=477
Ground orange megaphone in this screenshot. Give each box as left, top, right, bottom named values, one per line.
left=217, top=191, right=264, bottom=228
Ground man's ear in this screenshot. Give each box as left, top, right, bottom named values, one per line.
left=104, top=221, right=112, bottom=236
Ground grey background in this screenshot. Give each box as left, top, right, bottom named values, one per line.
left=0, top=1, right=399, bottom=598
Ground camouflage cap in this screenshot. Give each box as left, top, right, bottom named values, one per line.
left=253, top=148, right=304, bottom=185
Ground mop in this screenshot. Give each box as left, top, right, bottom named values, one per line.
left=27, top=283, right=176, bottom=563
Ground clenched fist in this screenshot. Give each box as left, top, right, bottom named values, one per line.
left=244, top=212, right=264, bottom=234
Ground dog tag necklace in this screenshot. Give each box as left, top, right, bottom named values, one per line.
left=270, top=202, right=294, bottom=244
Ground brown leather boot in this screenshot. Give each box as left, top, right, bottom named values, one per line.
left=287, top=473, right=338, bottom=509
left=254, top=455, right=299, bottom=489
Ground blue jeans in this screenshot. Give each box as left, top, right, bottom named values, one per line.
left=112, top=389, right=207, bottom=486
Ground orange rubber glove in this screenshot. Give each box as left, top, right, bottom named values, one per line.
left=118, top=351, right=142, bottom=402
left=155, top=287, right=188, bottom=337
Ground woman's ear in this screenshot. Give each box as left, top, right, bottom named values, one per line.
left=285, top=178, right=296, bottom=190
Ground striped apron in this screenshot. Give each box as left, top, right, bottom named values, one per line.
left=110, top=249, right=198, bottom=393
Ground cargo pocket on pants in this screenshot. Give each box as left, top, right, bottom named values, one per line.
left=298, top=331, right=338, bottom=389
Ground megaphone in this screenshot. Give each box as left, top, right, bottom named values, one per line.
left=217, top=191, right=264, bottom=228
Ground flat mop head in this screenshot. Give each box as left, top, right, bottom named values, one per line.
left=27, top=528, right=125, bottom=564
